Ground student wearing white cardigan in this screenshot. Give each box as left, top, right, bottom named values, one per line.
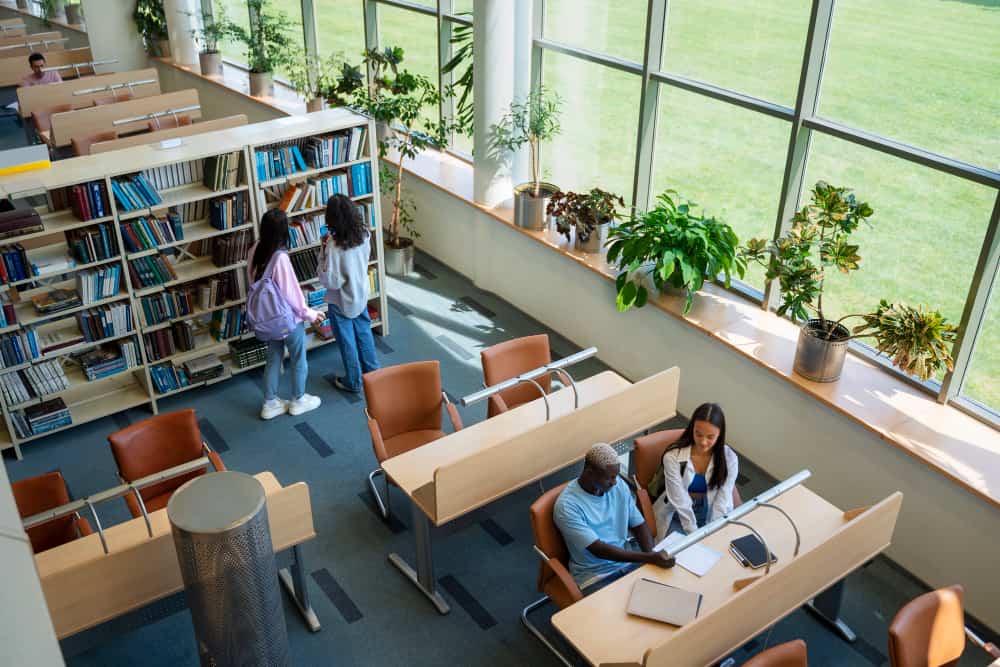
left=652, top=403, right=740, bottom=541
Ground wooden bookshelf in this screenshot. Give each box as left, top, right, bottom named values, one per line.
left=0, top=109, right=386, bottom=458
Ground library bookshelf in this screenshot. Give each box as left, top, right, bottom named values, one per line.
left=0, top=109, right=386, bottom=459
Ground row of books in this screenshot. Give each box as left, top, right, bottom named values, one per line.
left=209, top=191, right=249, bottom=231
left=66, top=222, right=118, bottom=264
left=289, top=247, right=320, bottom=284
left=255, top=144, right=308, bottom=181
left=75, top=340, right=140, bottom=381
left=211, top=230, right=251, bottom=268
left=348, top=163, right=373, bottom=197
left=143, top=323, right=189, bottom=362
left=203, top=151, right=243, bottom=192
left=11, top=397, right=70, bottom=438
left=111, top=174, right=162, bottom=212
left=0, top=360, right=70, bottom=406
left=230, top=338, right=267, bottom=369
left=303, top=128, right=367, bottom=169
left=143, top=159, right=204, bottom=192
left=0, top=330, right=39, bottom=368
left=76, top=303, right=133, bottom=342
left=0, top=201, right=43, bottom=241
left=209, top=306, right=247, bottom=341
left=76, top=265, right=122, bottom=304
left=368, top=267, right=379, bottom=296
left=197, top=271, right=241, bottom=310
left=66, top=181, right=110, bottom=222
left=149, top=362, right=190, bottom=394
left=357, top=202, right=376, bottom=230
left=0, top=293, right=17, bottom=329
left=288, top=217, right=325, bottom=249
left=0, top=244, right=33, bottom=284
left=140, top=288, right=196, bottom=326
left=119, top=214, right=183, bottom=253
left=128, top=254, right=178, bottom=289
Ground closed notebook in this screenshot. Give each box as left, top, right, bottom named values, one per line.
left=626, top=577, right=703, bottom=627
left=730, top=534, right=778, bottom=569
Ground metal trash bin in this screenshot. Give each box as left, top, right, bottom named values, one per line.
left=167, top=471, right=289, bottom=667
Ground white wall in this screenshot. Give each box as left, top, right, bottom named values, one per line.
left=80, top=0, right=147, bottom=72
left=150, top=60, right=286, bottom=124
left=398, top=173, right=1000, bottom=629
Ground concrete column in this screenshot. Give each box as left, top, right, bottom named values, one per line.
left=80, top=0, right=149, bottom=71
left=511, top=0, right=533, bottom=186
left=164, top=0, right=200, bottom=69
left=472, top=0, right=515, bottom=207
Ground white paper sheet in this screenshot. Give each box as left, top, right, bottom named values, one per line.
left=655, top=532, right=722, bottom=577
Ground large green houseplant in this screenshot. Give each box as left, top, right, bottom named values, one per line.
left=227, top=0, right=296, bottom=97
left=489, top=86, right=562, bottom=231
left=609, top=190, right=745, bottom=314
left=441, top=14, right=473, bottom=139
left=741, top=180, right=957, bottom=382
left=547, top=188, right=624, bottom=253
left=133, top=0, right=169, bottom=57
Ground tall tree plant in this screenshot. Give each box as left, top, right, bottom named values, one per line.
left=227, top=0, right=297, bottom=74
left=489, top=86, right=561, bottom=198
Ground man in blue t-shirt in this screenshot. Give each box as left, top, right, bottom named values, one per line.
left=554, top=443, right=675, bottom=585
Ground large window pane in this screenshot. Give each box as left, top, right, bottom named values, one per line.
left=962, top=279, right=1000, bottom=414
left=804, top=134, right=995, bottom=379
left=452, top=0, right=474, bottom=15
left=266, top=0, right=303, bottom=79
left=821, top=0, right=1000, bottom=168
left=378, top=5, right=439, bottom=127
left=652, top=87, right=789, bottom=293
left=542, top=51, right=640, bottom=200
left=217, top=0, right=250, bottom=65
left=544, top=0, right=646, bottom=64
left=315, top=0, right=366, bottom=61
left=661, top=0, right=809, bottom=105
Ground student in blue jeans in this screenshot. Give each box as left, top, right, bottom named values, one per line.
left=317, top=194, right=380, bottom=392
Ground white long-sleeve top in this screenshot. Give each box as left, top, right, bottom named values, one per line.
left=317, top=232, right=371, bottom=318
left=652, top=444, right=739, bottom=542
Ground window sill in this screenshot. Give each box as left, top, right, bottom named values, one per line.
left=387, top=147, right=1000, bottom=511
left=0, top=0, right=86, bottom=33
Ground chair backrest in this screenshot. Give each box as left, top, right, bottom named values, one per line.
left=72, top=129, right=117, bottom=156
left=529, top=482, right=571, bottom=600
left=889, top=585, right=966, bottom=667
left=480, top=334, right=551, bottom=417
left=11, top=470, right=77, bottom=554
left=108, top=409, right=205, bottom=506
left=633, top=428, right=684, bottom=490
left=743, top=639, right=809, bottom=667
left=147, top=113, right=192, bottom=132
left=92, top=92, right=133, bottom=106
left=363, top=361, right=443, bottom=440
left=31, top=102, right=72, bottom=132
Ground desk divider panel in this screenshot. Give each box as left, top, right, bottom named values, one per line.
left=433, top=367, right=680, bottom=525
left=0, top=46, right=92, bottom=87
left=0, top=30, right=61, bottom=47
left=17, top=68, right=160, bottom=119
left=34, top=473, right=314, bottom=639
left=640, top=492, right=903, bottom=667
left=49, top=89, right=202, bottom=147
left=90, top=114, right=249, bottom=154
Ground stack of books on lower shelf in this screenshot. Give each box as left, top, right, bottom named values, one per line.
left=76, top=265, right=122, bottom=304
left=229, top=337, right=267, bottom=369
left=61, top=180, right=110, bottom=222
left=31, top=288, right=81, bottom=316
left=0, top=199, right=43, bottom=239
left=74, top=341, right=139, bottom=381
left=0, top=360, right=70, bottom=405
left=0, top=330, right=38, bottom=368
left=76, top=302, right=133, bottom=341
left=290, top=248, right=319, bottom=283
left=119, top=213, right=183, bottom=253
left=12, top=397, right=71, bottom=438
left=211, top=229, right=251, bottom=268
left=209, top=305, right=246, bottom=341
left=149, top=362, right=189, bottom=394
left=183, top=354, right=225, bottom=383
left=128, top=254, right=178, bottom=289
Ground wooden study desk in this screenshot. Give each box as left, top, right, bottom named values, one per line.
left=381, top=367, right=680, bottom=613
left=17, top=68, right=160, bottom=119
left=0, top=45, right=91, bottom=87
left=47, top=88, right=202, bottom=147
left=551, top=486, right=903, bottom=667
left=90, top=114, right=249, bottom=154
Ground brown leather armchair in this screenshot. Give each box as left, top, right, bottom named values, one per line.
left=633, top=429, right=741, bottom=532
left=743, top=639, right=808, bottom=667
left=147, top=114, right=192, bottom=132
left=480, top=334, right=551, bottom=418
left=888, top=585, right=998, bottom=667
left=11, top=470, right=93, bottom=554
left=362, top=360, right=463, bottom=519
left=72, top=130, right=117, bottom=156
left=108, top=409, right=225, bottom=518
left=92, top=93, right=133, bottom=106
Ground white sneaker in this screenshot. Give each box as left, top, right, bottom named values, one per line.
left=260, top=398, right=288, bottom=420
left=288, top=393, right=321, bottom=416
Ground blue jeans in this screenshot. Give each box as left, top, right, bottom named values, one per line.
left=264, top=323, right=307, bottom=401
left=668, top=495, right=709, bottom=536
left=329, top=305, right=379, bottom=391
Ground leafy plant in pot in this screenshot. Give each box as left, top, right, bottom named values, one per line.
left=741, top=181, right=957, bottom=383
left=133, top=0, right=169, bottom=57
left=227, top=0, right=296, bottom=98
left=190, top=3, right=229, bottom=77
left=609, top=190, right=745, bottom=315
left=441, top=13, right=473, bottom=139
left=64, top=2, right=82, bottom=25
left=288, top=52, right=345, bottom=113
left=489, top=86, right=562, bottom=231
left=547, top=188, right=624, bottom=253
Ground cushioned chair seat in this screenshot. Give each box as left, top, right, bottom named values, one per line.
left=481, top=334, right=552, bottom=418
left=743, top=639, right=808, bottom=667
left=12, top=470, right=93, bottom=554
left=383, top=429, right=447, bottom=460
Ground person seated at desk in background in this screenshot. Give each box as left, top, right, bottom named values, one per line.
left=554, top=443, right=674, bottom=586
left=652, top=402, right=739, bottom=541
left=20, top=53, right=62, bottom=87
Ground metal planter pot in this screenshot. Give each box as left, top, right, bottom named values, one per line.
left=384, top=238, right=414, bottom=276
left=199, top=51, right=222, bottom=77
left=575, top=222, right=610, bottom=253
left=65, top=3, right=82, bottom=24
left=155, top=39, right=171, bottom=59
left=250, top=71, right=274, bottom=98
left=16, top=0, right=28, bottom=8
left=306, top=97, right=324, bottom=113
left=793, top=319, right=850, bottom=382
left=514, top=182, right=558, bottom=231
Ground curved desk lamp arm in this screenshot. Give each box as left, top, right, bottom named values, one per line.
left=519, top=377, right=550, bottom=421
left=84, top=499, right=108, bottom=555
left=129, top=485, right=153, bottom=538
left=757, top=501, right=801, bottom=557
left=551, top=367, right=579, bottom=410
left=727, top=519, right=772, bottom=576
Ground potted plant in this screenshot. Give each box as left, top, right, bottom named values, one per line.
left=441, top=14, right=473, bottom=139
left=489, top=86, right=562, bottom=230
left=227, top=0, right=296, bottom=98
left=41, top=0, right=66, bottom=20
left=608, top=190, right=745, bottom=314
left=64, top=2, right=82, bottom=24
left=16, top=0, right=28, bottom=11
left=288, top=53, right=344, bottom=113
left=741, top=181, right=957, bottom=382
left=321, top=60, right=364, bottom=108
left=547, top=188, right=624, bottom=253
left=134, top=0, right=169, bottom=57
left=190, top=3, right=229, bottom=77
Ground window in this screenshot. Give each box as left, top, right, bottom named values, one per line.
left=217, top=0, right=250, bottom=66
left=821, top=0, right=1000, bottom=168
left=804, top=134, right=996, bottom=379
left=660, top=0, right=809, bottom=106
left=962, top=281, right=1000, bottom=415
left=542, top=51, right=641, bottom=199
left=651, top=86, right=789, bottom=294
left=378, top=4, right=439, bottom=126
left=452, top=0, right=473, bottom=15
left=267, top=0, right=304, bottom=79
left=544, top=0, right=647, bottom=64
left=315, top=0, right=366, bottom=61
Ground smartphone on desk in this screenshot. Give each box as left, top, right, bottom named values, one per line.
left=729, top=534, right=778, bottom=569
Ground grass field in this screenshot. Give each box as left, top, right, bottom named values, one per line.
left=223, top=0, right=1000, bottom=412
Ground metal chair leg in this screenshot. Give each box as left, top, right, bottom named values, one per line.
left=368, top=468, right=390, bottom=519
left=521, top=596, right=575, bottom=667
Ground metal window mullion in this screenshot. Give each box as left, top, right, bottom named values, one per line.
left=375, top=0, right=438, bottom=16
left=532, top=37, right=643, bottom=76
left=764, top=0, right=836, bottom=311
left=940, top=191, right=1000, bottom=402
left=301, top=0, right=319, bottom=93
left=530, top=0, right=545, bottom=179
left=364, top=0, right=379, bottom=82
left=630, top=0, right=667, bottom=213
left=437, top=0, right=455, bottom=146
left=650, top=71, right=794, bottom=122
left=442, top=12, right=472, bottom=27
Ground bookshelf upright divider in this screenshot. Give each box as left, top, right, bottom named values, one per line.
left=0, top=109, right=385, bottom=459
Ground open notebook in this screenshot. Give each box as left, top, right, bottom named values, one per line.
left=627, top=577, right=703, bottom=627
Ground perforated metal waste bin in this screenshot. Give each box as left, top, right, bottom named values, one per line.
left=167, top=471, right=289, bottom=667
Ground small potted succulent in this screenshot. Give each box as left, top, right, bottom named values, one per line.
left=489, top=86, right=562, bottom=230
left=547, top=188, right=624, bottom=253
left=609, top=190, right=745, bottom=314
left=741, top=180, right=957, bottom=382
left=227, top=0, right=296, bottom=98
left=191, top=3, right=229, bottom=77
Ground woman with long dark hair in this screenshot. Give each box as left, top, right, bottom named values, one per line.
left=317, top=194, right=380, bottom=392
left=651, top=402, right=739, bottom=540
left=248, top=208, right=325, bottom=419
